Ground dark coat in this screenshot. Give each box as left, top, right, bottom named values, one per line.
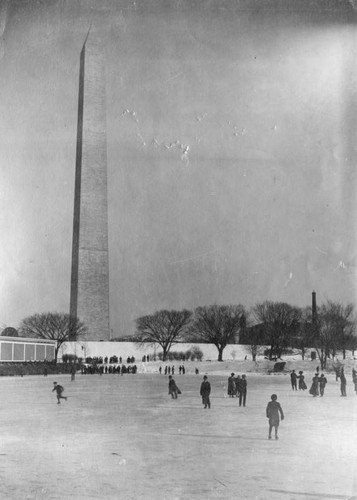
left=266, top=400, right=284, bottom=426
left=200, top=381, right=211, bottom=397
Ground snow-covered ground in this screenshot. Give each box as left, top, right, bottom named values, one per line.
left=1, top=366, right=357, bottom=499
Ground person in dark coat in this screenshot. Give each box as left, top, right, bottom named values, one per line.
left=298, top=371, right=307, bottom=390
left=168, top=375, right=179, bottom=399
left=235, top=375, right=242, bottom=399
left=309, top=374, right=319, bottom=397
left=200, top=375, right=211, bottom=409
left=70, top=365, right=76, bottom=382
left=353, top=372, right=357, bottom=395
left=266, top=394, right=284, bottom=440
left=290, top=370, right=297, bottom=390
left=340, top=368, right=347, bottom=396
left=52, top=382, right=67, bottom=404
left=228, top=373, right=236, bottom=397
left=239, top=375, right=247, bottom=407
left=319, top=373, right=327, bottom=397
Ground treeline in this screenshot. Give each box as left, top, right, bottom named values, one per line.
left=134, top=300, right=357, bottom=368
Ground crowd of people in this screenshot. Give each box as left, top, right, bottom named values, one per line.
left=290, top=366, right=357, bottom=397
left=159, top=365, right=186, bottom=375
left=81, top=364, right=138, bottom=374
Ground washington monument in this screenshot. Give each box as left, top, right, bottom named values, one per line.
left=69, top=29, right=110, bottom=341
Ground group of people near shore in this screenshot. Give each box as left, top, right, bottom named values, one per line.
left=160, top=365, right=186, bottom=375
left=80, top=364, right=137, bottom=375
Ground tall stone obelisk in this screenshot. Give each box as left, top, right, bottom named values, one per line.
left=70, top=29, right=110, bottom=341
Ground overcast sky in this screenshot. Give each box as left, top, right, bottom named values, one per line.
left=0, top=0, right=357, bottom=336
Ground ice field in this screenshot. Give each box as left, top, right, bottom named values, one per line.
left=0, top=371, right=356, bottom=500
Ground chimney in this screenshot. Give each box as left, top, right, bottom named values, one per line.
left=312, top=291, right=317, bottom=324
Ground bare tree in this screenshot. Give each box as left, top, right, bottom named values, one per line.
left=190, top=305, right=246, bottom=361
left=313, top=301, right=357, bottom=368
left=135, top=309, right=192, bottom=361
left=19, top=312, right=87, bottom=363
left=252, top=301, right=301, bottom=360
left=329, top=302, right=356, bottom=359
left=294, top=306, right=314, bottom=360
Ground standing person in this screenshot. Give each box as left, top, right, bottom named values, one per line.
left=290, top=370, right=297, bottom=390
left=309, top=374, right=319, bottom=397
left=266, top=394, right=284, bottom=440
left=52, top=382, right=67, bottom=405
left=318, top=373, right=327, bottom=397
left=228, top=373, right=236, bottom=398
left=239, top=374, right=247, bottom=407
left=340, top=368, right=347, bottom=397
left=168, top=375, right=179, bottom=399
left=200, top=375, right=211, bottom=409
left=298, top=371, right=307, bottom=390
left=70, top=365, right=76, bottom=382
left=235, top=375, right=242, bottom=399
left=353, top=371, right=357, bottom=395
left=159, top=366, right=162, bottom=374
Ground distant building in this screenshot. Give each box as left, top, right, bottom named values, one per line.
left=0, top=337, right=56, bottom=362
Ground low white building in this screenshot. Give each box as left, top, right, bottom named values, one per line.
left=0, top=336, right=56, bottom=362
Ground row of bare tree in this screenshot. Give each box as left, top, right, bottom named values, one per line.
left=15, top=300, right=357, bottom=368
left=135, top=300, right=357, bottom=367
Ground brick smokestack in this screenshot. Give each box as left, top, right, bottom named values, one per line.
left=312, top=291, right=317, bottom=325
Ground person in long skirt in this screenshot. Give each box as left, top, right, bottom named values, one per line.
left=168, top=375, right=179, bottom=399
left=298, top=371, right=307, bottom=390
left=227, top=373, right=236, bottom=397
left=309, top=373, right=319, bottom=397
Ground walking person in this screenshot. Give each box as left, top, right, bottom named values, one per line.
left=70, top=365, right=76, bottom=382
left=266, top=394, right=284, bottom=440
left=52, top=382, right=67, bottom=405
left=168, top=375, right=180, bottom=399
left=319, top=373, right=327, bottom=397
left=309, top=373, right=320, bottom=397
left=298, top=371, right=307, bottom=390
left=239, top=374, right=247, bottom=407
left=235, top=375, right=241, bottom=399
left=290, top=370, right=297, bottom=390
left=200, top=375, right=211, bottom=409
left=228, top=373, right=236, bottom=398
left=340, top=368, right=347, bottom=397
left=353, top=371, right=357, bottom=395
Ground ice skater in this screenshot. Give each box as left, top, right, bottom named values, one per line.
left=266, top=394, right=284, bottom=440
left=168, top=375, right=180, bottom=399
left=228, top=373, right=236, bottom=397
left=298, top=371, right=307, bottom=390
left=340, top=368, right=347, bottom=397
left=309, top=374, right=319, bottom=397
left=239, top=374, right=247, bottom=406
left=200, top=375, right=211, bottom=409
left=319, top=373, right=327, bottom=397
left=52, top=382, right=67, bottom=404
left=290, top=370, right=297, bottom=390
